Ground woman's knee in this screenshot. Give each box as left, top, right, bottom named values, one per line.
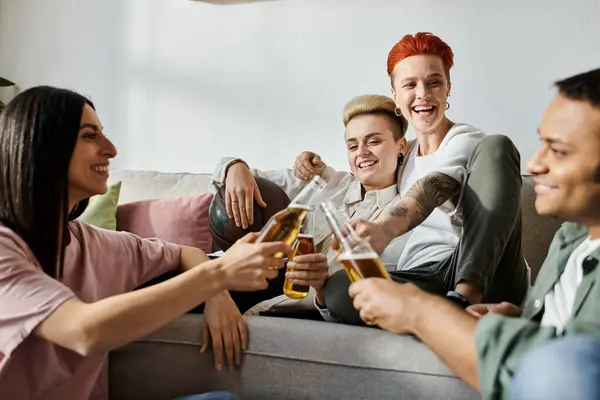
left=478, top=134, right=518, bottom=159
left=510, top=336, right=600, bottom=400
left=468, top=135, right=521, bottom=176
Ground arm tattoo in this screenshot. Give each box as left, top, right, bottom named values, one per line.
left=388, top=172, right=461, bottom=231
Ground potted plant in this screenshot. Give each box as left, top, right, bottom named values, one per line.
left=0, top=77, right=16, bottom=114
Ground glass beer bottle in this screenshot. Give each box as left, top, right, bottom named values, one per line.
left=255, top=176, right=326, bottom=270
left=320, top=200, right=391, bottom=282
left=283, top=210, right=315, bottom=299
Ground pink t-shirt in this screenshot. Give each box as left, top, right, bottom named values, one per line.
left=0, top=220, right=181, bottom=400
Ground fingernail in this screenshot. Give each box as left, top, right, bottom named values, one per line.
left=217, top=363, right=222, bottom=371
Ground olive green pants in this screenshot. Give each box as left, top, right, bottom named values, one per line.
left=323, top=135, right=529, bottom=325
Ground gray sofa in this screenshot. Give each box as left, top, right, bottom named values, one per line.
left=107, top=171, right=562, bottom=400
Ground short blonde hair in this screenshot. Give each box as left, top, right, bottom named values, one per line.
left=343, top=94, right=408, bottom=140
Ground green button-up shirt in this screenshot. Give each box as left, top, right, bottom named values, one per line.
left=476, top=222, right=600, bottom=400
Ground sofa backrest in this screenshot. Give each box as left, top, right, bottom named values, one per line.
left=109, top=170, right=213, bottom=205
left=520, top=175, right=563, bottom=281
left=109, top=170, right=563, bottom=283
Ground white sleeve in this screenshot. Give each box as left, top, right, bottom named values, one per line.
left=428, top=131, right=485, bottom=186
left=210, top=157, right=350, bottom=201
left=210, top=156, right=246, bottom=189
left=210, top=156, right=307, bottom=200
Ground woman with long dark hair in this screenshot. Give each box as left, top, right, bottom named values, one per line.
left=0, top=86, right=290, bottom=400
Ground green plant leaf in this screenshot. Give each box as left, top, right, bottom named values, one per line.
left=0, top=77, right=15, bottom=87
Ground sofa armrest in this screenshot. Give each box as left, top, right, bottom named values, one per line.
left=109, top=314, right=477, bottom=400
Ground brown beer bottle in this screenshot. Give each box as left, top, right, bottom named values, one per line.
left=255, top=176, right=326, bottom=270
left=320, top=200, right=390, bottom=282
left=283, top=209, right=316, bottom=299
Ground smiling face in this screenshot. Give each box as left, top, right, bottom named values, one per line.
left=526, top=94, right=600, bottom=224
left=345, top=113, right=406, bottom=192
left=68, top=104, right=117, bottom=207
left=391, top=54, right=451, bottom=136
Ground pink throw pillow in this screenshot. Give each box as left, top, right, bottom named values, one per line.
left=117, top=194, right=214, bottom=253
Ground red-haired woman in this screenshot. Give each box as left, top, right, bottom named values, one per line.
left=318, top=32, right=529, bottom=325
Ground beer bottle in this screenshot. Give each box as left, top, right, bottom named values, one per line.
left=320, top=200, right=391, bottom=282
left=283, top=209, right=316, bottom=299
left=255, top=176, right=326, bottom=270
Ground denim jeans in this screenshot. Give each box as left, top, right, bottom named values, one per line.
left=176, top=391, right=240, bottom=400
left=510, top=335, right=600, bottom=400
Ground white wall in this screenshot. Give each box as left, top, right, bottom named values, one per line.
left=1, top=0, right=599, bottom=173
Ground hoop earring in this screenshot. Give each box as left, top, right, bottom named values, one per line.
left=394, top=107, right=402, bottom=117
left=446, top=102, right=450, bottom=110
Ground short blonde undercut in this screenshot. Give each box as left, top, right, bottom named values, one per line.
left=343, top=94, right=408, bottom=140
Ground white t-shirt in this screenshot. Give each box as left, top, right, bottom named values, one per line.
left=541, top=237, right=600, bottom=333
left=394, top=123, right=485, bottom=271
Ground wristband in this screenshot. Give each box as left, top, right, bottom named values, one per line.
left=446, top=290, right=470, bottom=309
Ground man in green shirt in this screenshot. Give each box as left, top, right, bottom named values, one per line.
left=341, top=67, right=600, bottom=399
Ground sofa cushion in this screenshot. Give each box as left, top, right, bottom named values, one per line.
left=108, top=170, right=212, bottom=204
left=77, top=181, right=122, bottom=230
left=109, top=314, right=477, bottom=400
left=116, top=194, right=214, bottom=253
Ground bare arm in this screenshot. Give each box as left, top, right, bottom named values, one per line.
left=413, top=294, right=480, bottom=390
left=179, top=244, right=236, bottom=298
left=371, top=172, right=483, bottom=300
left=380, top=172, right=461, bottom=239
left=178, top=244, right=233, bottom=304
left=34, top=238, right=289, bottom=357
left=179, top=244, right=210, bottom=271
left=385, top=173, right=482, bottom=302
left=349, top=279, right=480, bottom=390
left=35, top=260, right=226, bottom=356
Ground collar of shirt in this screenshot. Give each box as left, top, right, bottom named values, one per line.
left=557, top=222, right=590, bottom=247
left=342, top=179, right=398, bottom=208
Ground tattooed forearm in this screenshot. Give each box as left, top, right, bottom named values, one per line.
left=407, top=172, right=461, bottom=218
left=387, top=172, right=461, bottom=232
